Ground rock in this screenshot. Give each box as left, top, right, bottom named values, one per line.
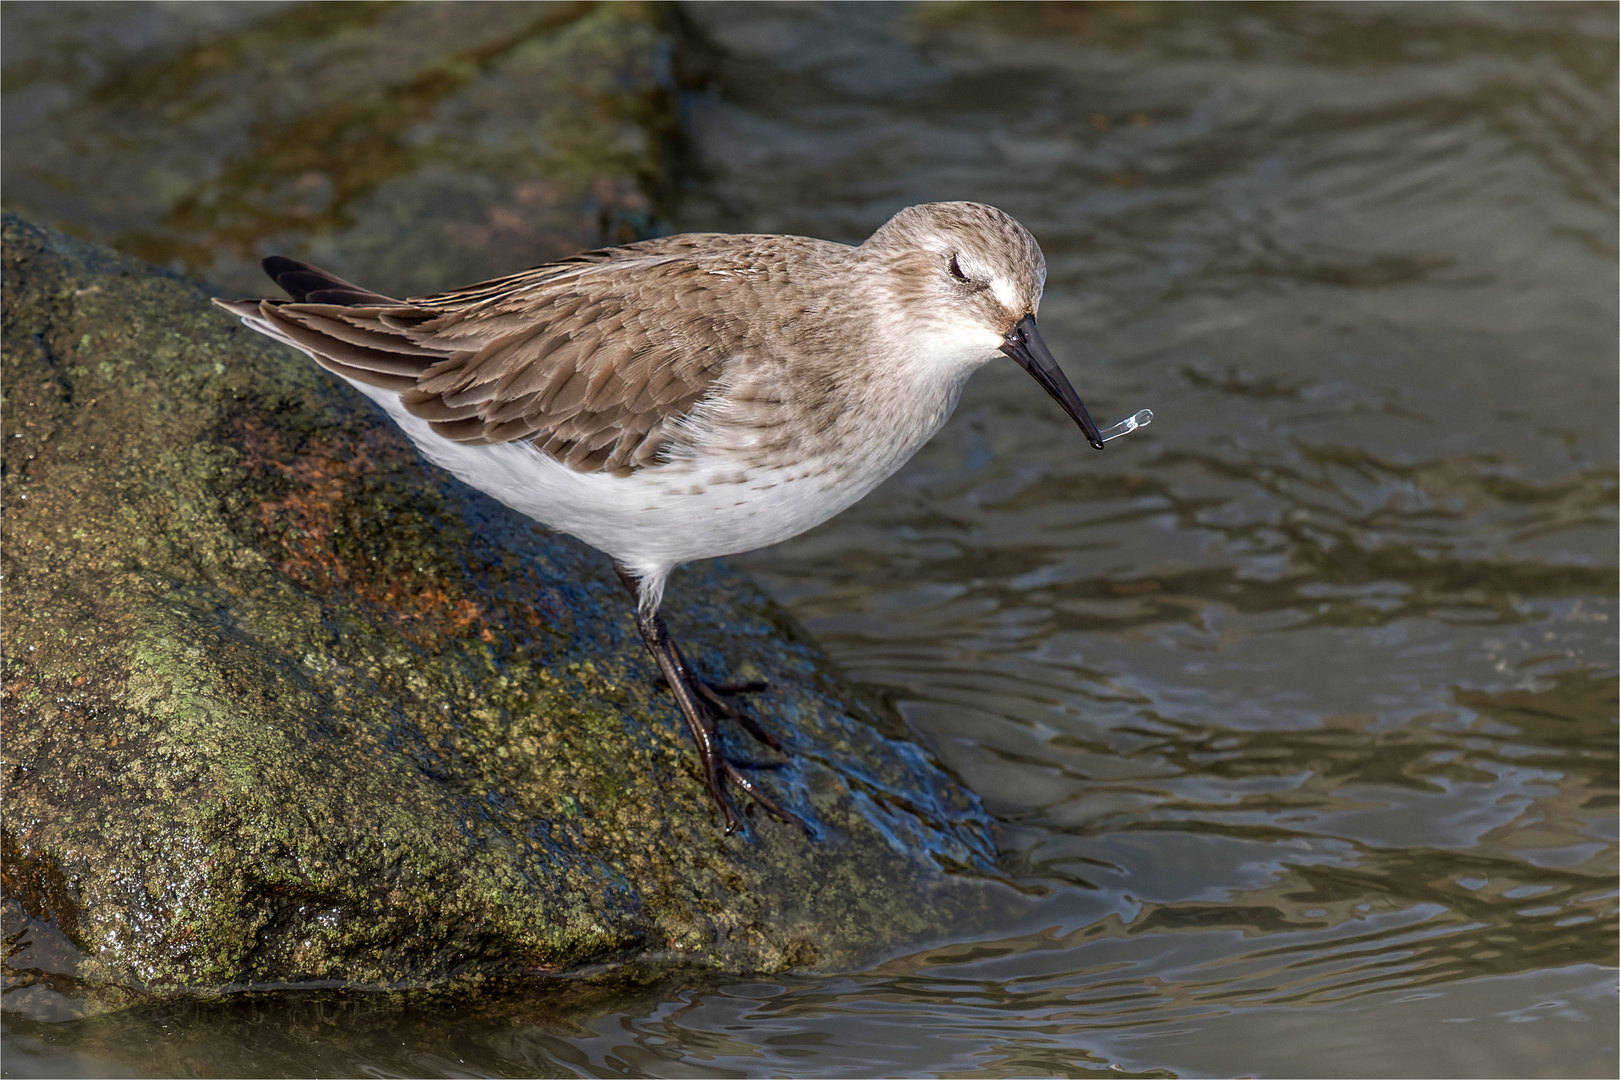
left=0, top=214, right=1001, bottom=997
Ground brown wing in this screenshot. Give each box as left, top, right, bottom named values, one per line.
left=214, top=238, right=766, bottom=476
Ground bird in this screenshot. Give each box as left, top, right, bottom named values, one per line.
left=214, top=200, right=1106, bottom=837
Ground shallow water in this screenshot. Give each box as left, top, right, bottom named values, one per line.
left=4, top=2, right=1617, bottom=1077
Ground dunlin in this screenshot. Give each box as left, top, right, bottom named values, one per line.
left=216, top=201, right=1115, bottom=835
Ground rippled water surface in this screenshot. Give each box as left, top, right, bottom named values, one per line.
left=4, top=2, right=1616, bottom=1076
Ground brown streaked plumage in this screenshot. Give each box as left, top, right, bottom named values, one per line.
left=216, top=201, right=1107, bottom=837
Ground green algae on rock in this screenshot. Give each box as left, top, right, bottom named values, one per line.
left=0, top=214, right=1002, bottom=996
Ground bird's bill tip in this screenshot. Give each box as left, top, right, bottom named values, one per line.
left=999, top=314, right=1105, bottom=449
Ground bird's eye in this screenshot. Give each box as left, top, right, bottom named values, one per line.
left=947, top=254, right=970, bottom=283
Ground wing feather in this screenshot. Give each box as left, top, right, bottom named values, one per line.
left=216, top=236, right=842, bottom=476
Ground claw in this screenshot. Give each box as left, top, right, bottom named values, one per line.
left=721, top=760, right=812, bottom=836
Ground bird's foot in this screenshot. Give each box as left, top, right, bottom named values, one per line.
left=689, top=670, right=784, bottom=753
left=631, top=635, right=807, bottom=834
left=667, top=647, right=805, bottom=835
left=614, top=561, right=809, bottom=837
left=653, top=668, right=778, bottom=747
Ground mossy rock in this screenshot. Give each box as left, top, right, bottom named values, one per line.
left=0, top=214, right=1002, bottom=997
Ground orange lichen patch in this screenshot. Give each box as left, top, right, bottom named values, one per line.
left=235, top=415, right=378, bottom=587
left=230, top=415, right=570, bottom=649
left=371, top=583, right=484, bottom=640
left=233, top=416, right=487, bottom=648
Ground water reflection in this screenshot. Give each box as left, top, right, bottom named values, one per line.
left=3, top=0, right=1616, bottom=1076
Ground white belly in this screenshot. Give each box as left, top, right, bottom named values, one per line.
left=352, top=383, right=902, bottom=578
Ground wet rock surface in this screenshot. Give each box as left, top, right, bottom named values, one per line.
left=0, top=214, right=1001, bottom=997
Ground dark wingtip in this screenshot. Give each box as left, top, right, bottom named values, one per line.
left=261, top=255, right=318, bottom=302
left=260, top=255, right=395, bottom=306
left=260, top=254, right=303, bottom=276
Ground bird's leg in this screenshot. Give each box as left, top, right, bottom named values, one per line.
left=614, top=563, right=782, bottom=752
left=614, top=563, right=806, bottom=835
left=634, top=604, right=738, bottom=832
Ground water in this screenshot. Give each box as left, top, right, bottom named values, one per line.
left=4, top=2, right=1616, bottom=1075
left=1098, top=409, right=1153, bottom=444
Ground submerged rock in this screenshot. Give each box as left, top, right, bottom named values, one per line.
left=0, top=215, right=1000, bottom=997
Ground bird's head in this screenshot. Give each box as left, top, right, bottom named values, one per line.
left=863, top=201, right=1104, bottom=449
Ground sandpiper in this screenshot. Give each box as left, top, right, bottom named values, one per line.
left=216, top=201, right=1110, bottom=836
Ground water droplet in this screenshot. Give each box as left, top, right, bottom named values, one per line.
left=1100, top=408, right=1154, bottom=443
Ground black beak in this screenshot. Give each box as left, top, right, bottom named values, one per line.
left=1000, top=314, right=1105, bottom=450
